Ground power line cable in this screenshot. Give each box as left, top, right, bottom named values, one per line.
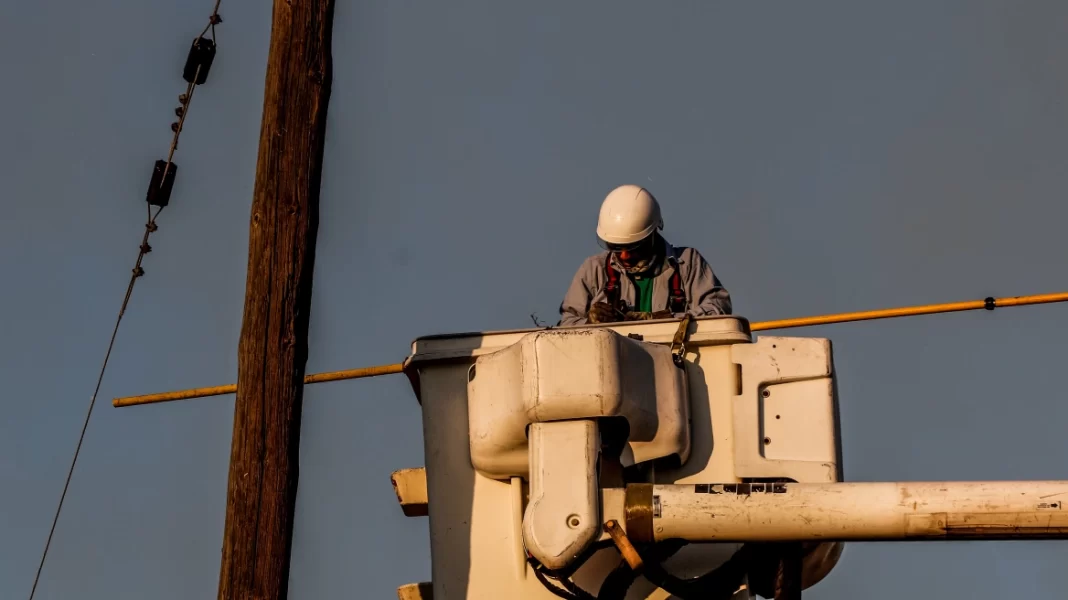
left=28, top=4, right=223, bottom=598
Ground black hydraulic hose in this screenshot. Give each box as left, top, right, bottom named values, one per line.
left=596, top=540, right=686, bottom=599
left=596, top=561, right=641, bottom=600
left=529, top=540, right=614, bottom=600
left=599, top=540, right=755, bottom=600
left=534, top=569, right=583, bottom=600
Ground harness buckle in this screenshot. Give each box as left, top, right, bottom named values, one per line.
left=670, top=314, right=693, bottom=368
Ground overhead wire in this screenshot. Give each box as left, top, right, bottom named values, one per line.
left=27, top=3, right=223, bottom=598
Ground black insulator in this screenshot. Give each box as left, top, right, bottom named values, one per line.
left=170, top=122, right=180, bottom=132
left=146, top=160, right=177, bottom=207
left=175, top=106, right=185, bottom=118
left=179, top=93, right=189, bottom=104
left=209, top=14, right=223, bottom=25
left=183, top=37, right=216, bottom=85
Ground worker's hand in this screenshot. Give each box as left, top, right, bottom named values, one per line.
left=588, top=302, right=620, bottom=323
left=623, top=310, right=675, bottom=321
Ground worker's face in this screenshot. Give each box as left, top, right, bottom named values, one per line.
left=606, top=235, right=655, bottom=269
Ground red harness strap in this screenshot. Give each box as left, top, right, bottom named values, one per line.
left=668, top=267, right=686, bottom=313
left=604, top=253, right=622, bottom=312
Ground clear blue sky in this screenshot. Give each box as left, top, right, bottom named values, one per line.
left=3, top=1, right=1068, bottom=598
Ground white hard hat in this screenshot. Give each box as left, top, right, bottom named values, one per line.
left=596, top=185, right=663, bottom=246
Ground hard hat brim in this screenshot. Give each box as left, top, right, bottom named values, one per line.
left=596, top=220, right=661, bottom=246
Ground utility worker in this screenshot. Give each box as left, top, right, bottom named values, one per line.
left=558, top=185, right=732, bottom=326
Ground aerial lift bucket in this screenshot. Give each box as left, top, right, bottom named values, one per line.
left=393, top=315, right=1068, bottom=599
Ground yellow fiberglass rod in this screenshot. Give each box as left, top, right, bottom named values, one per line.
left=112, top=291, right=1068, bottom=408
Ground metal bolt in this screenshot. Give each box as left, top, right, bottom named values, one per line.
left=764, top=437, right=771, bottom=445
left=762, top=389, right=771, bottom=398
left=567, top=515, right=581, bottom=528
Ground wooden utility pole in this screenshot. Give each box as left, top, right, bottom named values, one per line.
left=216, top=0, right=333, bottom=598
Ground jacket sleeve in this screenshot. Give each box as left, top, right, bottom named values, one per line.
left=558, top=260, right=595, bottom=326
left=683, top=250, right=732, bottom=317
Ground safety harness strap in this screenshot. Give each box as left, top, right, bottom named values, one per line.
left=604, top=253, right=622, bottom=311
left=667, top=268, right=686, bottom=314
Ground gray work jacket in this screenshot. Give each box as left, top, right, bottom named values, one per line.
left=557, top=238, right=732, bottom=326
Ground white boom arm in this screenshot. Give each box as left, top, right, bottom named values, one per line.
left=616, top=481, right=1068, bottom=543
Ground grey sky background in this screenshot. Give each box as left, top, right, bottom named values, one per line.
left=2, top=1, right=1068, bottom=598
